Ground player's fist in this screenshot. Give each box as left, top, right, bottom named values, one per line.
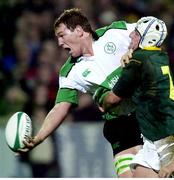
left=121, top=49, right=133, bottom=67
left=17, top=135, right=42, bottom=153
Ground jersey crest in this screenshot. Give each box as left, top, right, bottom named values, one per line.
left=104, top=42, right=116, bottom=54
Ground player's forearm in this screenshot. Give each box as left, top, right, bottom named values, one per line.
left=102, top=91, right=122, bottom=111
left=35, top=102, right=71, bottom=143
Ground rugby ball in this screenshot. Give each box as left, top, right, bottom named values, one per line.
left=5, top=112, right=32, bottom=152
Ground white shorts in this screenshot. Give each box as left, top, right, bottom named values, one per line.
left=130, top=136, right=160, bottom=171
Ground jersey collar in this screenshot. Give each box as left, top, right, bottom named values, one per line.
left=142, top=46, right=161, bottom=50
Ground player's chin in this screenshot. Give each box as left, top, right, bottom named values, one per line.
left=70, top=51, right=81, bottom=58
left=71, top=53, right=77, bottom=57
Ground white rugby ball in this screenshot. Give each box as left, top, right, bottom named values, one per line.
left=5, top=112, right=32, bottom=152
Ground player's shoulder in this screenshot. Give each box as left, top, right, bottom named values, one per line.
left=132, top=49, right=149, bottom=61
left=60, top=56, right=77, bottom=77
left=96, top=21, right=136, bottom=37
left=133, top=48, right=164, bottom=61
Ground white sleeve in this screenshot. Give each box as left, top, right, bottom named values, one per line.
left=59, top=76, right=87, bottom=93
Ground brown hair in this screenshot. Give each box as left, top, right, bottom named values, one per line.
left=54, top=8, right=94, bottom=34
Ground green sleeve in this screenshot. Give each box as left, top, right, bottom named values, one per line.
left=55, top=88, right=78, bottom=106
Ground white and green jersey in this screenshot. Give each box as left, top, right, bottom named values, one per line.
left=56, top=21, right=136, bottom=119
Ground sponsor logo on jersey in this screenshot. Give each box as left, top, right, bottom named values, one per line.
left=104, top=42, right=116, bottom=54
left=82, top=68, right=91, bottom=77
left=108, top=75, right=119, bottom=88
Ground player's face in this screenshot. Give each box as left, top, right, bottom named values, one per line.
left=129, top=30, right=141, bottom=50
left=55, top=23, right=82, bottom=57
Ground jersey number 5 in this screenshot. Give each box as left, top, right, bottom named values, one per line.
left=161, top=66, right=174, bottom=100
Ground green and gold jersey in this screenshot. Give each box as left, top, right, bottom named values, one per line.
left=113, top=48, right=174, bottom=141
left=55, top=21, right=136, bottom=119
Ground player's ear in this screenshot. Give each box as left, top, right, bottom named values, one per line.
left=75, top=25, right=83, bottom=37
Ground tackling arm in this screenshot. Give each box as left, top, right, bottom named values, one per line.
left=101, top=58, right=141, bottom=112
left=101, top=91, right=122, bottom=111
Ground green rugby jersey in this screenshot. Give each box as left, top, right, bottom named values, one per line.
left=113, top=48, right=174, bottom=141
left=55, top=21, right=136, bottom=119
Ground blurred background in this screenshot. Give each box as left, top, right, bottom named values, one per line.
left=0, top=0, right=174, bottom=178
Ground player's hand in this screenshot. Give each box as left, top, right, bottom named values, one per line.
left=159, top=166, right=174, bottom=178
left=121, top=49, right=133, bottom=67
left=16, top=135, right=42, bottom=154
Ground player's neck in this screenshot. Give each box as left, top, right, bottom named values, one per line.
left=82, top=34, right=94, bottom=57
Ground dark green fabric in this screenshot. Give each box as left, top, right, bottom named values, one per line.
left=113, top=49, right=174, bottom=141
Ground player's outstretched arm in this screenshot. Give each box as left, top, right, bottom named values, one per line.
left=18, top=102, right=72, bottom=153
